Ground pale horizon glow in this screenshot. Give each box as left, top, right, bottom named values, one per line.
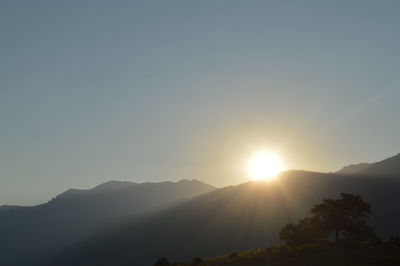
left=247, top=151, right=285, bottom=181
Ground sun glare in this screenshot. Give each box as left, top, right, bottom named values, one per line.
left=247, top=151, right=284, bottom=181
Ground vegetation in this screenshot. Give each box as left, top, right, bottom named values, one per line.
left=154, top=258, right=171, bottom=266
left=157, top=193, right=400, bottom=266
left=279, top=216, right=327, bottom=245
left=170, top=243, right=400, bottom=266
left=192, top=257, right=204, bottom=264
left=312, top=193, right=374, bottom=242
left=280, top=193, right=376, bottom=245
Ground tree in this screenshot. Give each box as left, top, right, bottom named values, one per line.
left=279, top=193, right=374, bottom=245
left=280, top=216, right=328, bottom=245
left=342, top=221, right=376, bottom=242
left=280, top=223, right=300, bottom=246
left=311, top=193, right=372, bottom=242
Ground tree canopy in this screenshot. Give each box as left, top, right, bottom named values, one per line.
left=280, top=216, right=328, bottom=245
left=280, top=193, right=375, bottom=245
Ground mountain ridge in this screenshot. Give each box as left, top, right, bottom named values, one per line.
left=336, top=153, right=400, bottom=176
left=0, top=179, right=216, bottom=266
left=3, top=153, right=400, bottom=266
left=54, top=170, right=400, bottom=266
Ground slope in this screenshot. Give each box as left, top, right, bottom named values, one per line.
left=55, top=171, right=400, bottom=266
left=0, top=179, right=216, bottom=266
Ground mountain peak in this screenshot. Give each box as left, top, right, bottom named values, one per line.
left=91, top=180, right=137, bottom=192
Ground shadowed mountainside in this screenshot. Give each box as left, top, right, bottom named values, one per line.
left=336, top=153, right=400, bottom=176
left=336, top=163, right=372, bottom=175
left=0, top=205, right=21, bottom=212
left=0, top=179, right=216, bottom=266
left=54, top=170, right=400, bottom=266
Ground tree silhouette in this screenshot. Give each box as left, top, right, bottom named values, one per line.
left=280, top=217, right=328, bottom=245
left=311, top=193, right=372, bottom=242
left=280, top=193, right=374, bottom=245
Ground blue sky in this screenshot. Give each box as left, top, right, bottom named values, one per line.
left=1, top=0, right=400, bottom=205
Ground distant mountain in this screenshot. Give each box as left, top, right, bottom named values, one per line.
left=336, top=153, right=400, bottom=176
left=0, top=179, right=215, bottom=266
left=0, top=205, right=21, bottom=212
left=91, top=180, right=137, bottom=192
left=54, top=171, right=400, bottom=266
left=358, top=153, right=400, bottom=176
left=336, top=163, right=372, bottom=175
left=54, top=180, right=138, bottom=200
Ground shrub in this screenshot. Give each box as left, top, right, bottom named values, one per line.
left=229, top=252, right=238, bottom=259
left=192, top=257, right=203, bottom=264
left=153, top=257, right=171, bottom=266
left=387, top=236, right=400, bottom=246
left=367, top=236, right=383, bottom=245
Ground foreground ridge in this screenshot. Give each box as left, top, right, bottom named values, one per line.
left=165, top=242, right=400, bottom=266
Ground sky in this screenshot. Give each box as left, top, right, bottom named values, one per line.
left=1, top=0, right=400, bottom=205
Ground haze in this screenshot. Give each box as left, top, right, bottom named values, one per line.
left=1, top=0, right=400, bottom=205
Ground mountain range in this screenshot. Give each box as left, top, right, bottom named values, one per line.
left=0, top=179, right=215, bottom=266
left=2, top=153, right=400, bottom=266
left=54, top=170, right=400, bottom=266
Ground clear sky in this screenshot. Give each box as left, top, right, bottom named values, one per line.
left=1, top=0, right=400, bottom=205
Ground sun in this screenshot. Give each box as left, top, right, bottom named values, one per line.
left=247, top=151, right=284, bottom=180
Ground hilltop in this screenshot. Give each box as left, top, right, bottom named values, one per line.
left=171, top=243, right=400, bottom=266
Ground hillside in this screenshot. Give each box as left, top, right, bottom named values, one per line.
left=336, top=153, right=400, bottom=176
left=336, top=163, right=372, bottom=175
left=0, top=179, right=215, bottom=266
left=172, top=243, right=400, bottom=266
left=54, top=170, right=400, bottom=266
left=357, top=153, right=400, bottom=176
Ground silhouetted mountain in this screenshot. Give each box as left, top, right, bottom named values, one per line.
left=54, top=180, right=138, bottom=200
left=336, top=163, right=372, bottom=175
left=358, top=153, right=400, bottom=176
left=0, top=179, right=215, bottom=266
left=91, top=180, right=137, bottom=192
left=54, top=171, right=400, bottom=266
left=0, top=205, right=21, bottom=212
left=336, top=153, right=400, bottom=176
